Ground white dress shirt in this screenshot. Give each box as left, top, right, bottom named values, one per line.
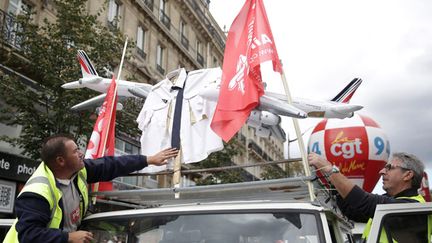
left=137, top=67, right=223, bottom=173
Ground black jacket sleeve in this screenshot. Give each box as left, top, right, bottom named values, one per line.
left=337, top=185, right=419, bottom=222
left=14, top=192, right=68, bottom=243
left=84, top=154, right=148, bottom=183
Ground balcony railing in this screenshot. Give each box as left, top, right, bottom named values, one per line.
left=0, top=9, right=24, bottom=50
left=186, top=0, right=225, bottom=50
left=133, top=0, right=225, bottom=67
left=159, top=10, right=170, bottom=30
left=136, top=47, right=147, bottom=60
left=248, top=140, right=273, bottom=161
left=181, top=35, right=189, bottom=50
left=156, top=64, right=165, bottom=75
left=144, top=0, right=153, bottom=11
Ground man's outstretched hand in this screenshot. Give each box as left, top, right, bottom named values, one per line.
left=68, top=230, right=94, bottom=243
left=147, top=148, right=179, bottom=166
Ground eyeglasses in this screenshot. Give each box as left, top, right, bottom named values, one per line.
left=383, top=163, right=410, bottom=171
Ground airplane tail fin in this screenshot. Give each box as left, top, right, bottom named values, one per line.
left=77, top=50, right=98, bottom=78
left=331, top=78, right=362, bottom=103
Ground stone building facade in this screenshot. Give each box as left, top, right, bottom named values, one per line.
left=0, top=0, right=286, bottom=193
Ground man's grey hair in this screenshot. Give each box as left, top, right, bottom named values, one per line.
left=392, top=152, right=424, bottom=189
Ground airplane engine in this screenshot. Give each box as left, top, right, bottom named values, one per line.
left=247, top=110, right=280, bottom=127
left=260, top=111, right=281, bottom=126
left=255, top=126, right=271, bottom=138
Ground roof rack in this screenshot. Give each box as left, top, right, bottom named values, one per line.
left=91, top=174, right=336, bottom=211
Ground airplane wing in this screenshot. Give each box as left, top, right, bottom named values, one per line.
left=71, top=93, right=106, bottom=111
left=126, top=85, right=152, bottom=99
left=259, top=95, right=307, bottom=118
left=199, top=84, right=307, bottom=119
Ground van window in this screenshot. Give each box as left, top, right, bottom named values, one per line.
left=378, top=211, right=432, bottom=243
left=81, top=212, right=322, bottom=243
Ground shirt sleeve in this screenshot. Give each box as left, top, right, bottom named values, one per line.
left=15, top=192, right=68, bottom=243
left=84, top=155, right=148, bottom=183
left=337, top=185, right=419, bottom=221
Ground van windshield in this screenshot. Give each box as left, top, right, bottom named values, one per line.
left=80, top=212, right=322, bottom=243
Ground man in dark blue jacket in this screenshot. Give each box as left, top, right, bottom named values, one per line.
left=4, top=134, right=178, bottom=243
left=308, top=152, right=428, bottom=242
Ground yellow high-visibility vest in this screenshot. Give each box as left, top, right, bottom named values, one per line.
left=361, top=194, right=429, bottom=243
left=3, top=162, right=88, bottom=243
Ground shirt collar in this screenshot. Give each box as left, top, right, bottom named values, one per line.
left=166, top=68, right=187, bottom=89
left=392, top=187, right=419, bottom=198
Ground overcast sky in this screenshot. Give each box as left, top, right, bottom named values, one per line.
left=209, top=0, right=432, bottom=189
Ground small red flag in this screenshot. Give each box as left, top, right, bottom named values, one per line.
left=211, top=0, right=282, bottom=142
left=85, top=75, right=118, bottom=191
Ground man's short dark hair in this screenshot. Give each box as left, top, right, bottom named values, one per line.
left=41, top=134, right=74, bottom=167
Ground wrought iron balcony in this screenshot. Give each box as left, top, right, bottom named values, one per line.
left=144, top=0, right=153, bottom=11
left=186, top=0, right=225, bottom=50
left=0, top=9, right=24, bottom=50
left=159, top=10, right=170, bottom=30
left=136, top=47, right=147, bottom=60
left=156, top=64, right=165, bottom=75
left=181, top=35, right=189, bottom=50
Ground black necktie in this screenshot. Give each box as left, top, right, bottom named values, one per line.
left=171, top=78, right=187, bottom=150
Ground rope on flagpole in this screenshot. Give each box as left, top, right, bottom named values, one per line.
left=279, top=69, right=315, bottom=202
left=92, top=37, right=129, bottom=204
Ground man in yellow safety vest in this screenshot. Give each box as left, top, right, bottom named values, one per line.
left=4, top=134, right=178, bottom=243
left=309, top=152, right=430, bottom=243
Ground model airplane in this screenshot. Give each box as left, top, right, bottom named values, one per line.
left=61, top=50, right=152, bottom=110
left=63, top=50, right=363, bottom=142
left=199, top=78, right=363, bottom=140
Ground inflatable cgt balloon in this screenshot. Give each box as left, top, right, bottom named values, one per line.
left=308, top=114, right=390, bottom=192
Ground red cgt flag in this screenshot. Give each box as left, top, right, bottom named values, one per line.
left=211, top=0, right=282, bottom=142
left=85, top=75, right=118, bottom=191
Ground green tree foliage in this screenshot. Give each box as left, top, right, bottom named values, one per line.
left=0, top=0, right=130, bottom=160
left=260, top=164, right=289, bottom=180
left=194, top=140, right=246, bottom=185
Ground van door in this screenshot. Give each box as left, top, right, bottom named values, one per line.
left=366, top=202, right=432, bottom=243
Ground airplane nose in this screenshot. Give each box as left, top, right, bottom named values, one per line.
left=348, top=104, right=363, bottom=112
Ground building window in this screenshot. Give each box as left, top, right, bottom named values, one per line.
left=213, top=56, right=218, bottom=67
left=180, top=20, right=186, bottom=36
left=156, top=44, right=165, bottom=75
left=114, top=138, right=140, bottom=155
left=159, top=0, right=166, bottom=12
left=7, top=0, right=31, bottom=15
left=159, top=0, right=170, bottom=29
left=6, top=0, right=31, bottom=49
left=196, top=40, right=204, bottom=66
left=108, top=0, right=121, bottom=28
left=180, top=20, right=189, bottom=49
left=136, top=26, right=146, bottom=59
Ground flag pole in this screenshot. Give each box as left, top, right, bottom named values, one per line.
left=92, top=38, right=128, bottom=204
left=279, top=69, right=315, bottom=201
